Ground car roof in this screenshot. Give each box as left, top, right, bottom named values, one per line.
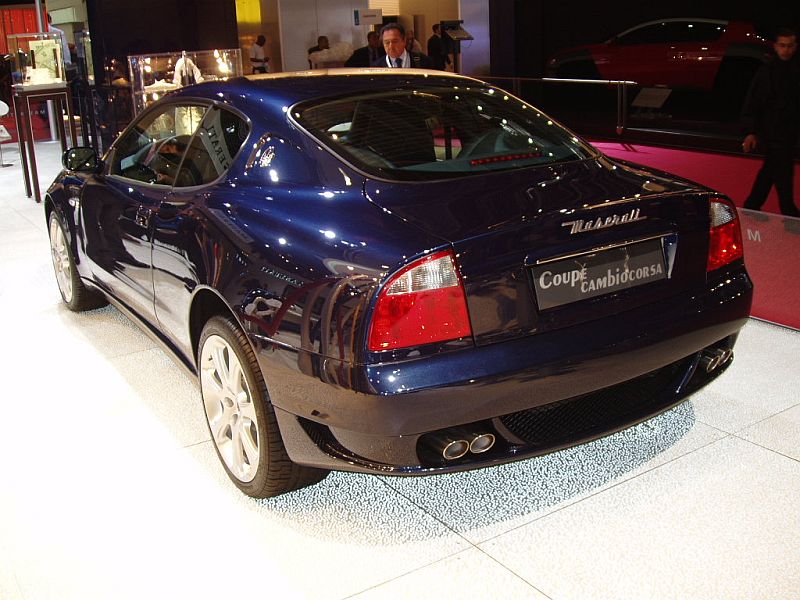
left=168, top=68, right=493, bottom=126
left=240, top=68, right=487, bottom=103
left=611, top=17, right=730, bottom=41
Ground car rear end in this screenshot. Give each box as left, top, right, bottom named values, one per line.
left=277, top=76, right=751, bottom=474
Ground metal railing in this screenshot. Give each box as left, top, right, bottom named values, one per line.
left=479, top=76, right=637, bottom=136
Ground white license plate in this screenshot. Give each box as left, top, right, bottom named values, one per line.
left=532, top=239, right=667, bottom=310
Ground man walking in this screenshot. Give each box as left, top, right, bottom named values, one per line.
left=741, top=28, right=800, bottom=217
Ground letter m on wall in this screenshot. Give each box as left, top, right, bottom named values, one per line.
left=747, top=229, right=761, bottom=243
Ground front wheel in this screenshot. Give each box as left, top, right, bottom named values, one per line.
left=48, top=211, right=107, bottom=312
left=198, top=316, right=328, bottom=498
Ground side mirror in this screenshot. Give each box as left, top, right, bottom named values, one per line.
left=62, top=147, right=100, bottom=172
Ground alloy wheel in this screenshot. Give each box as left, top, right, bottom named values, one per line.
left=49, top=216, right=73, bottom=303
left=200, top=335, right=260, bottom=482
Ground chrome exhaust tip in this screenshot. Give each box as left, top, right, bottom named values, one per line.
left=441, top=439, right=470, bottom=460
left=700, top=348, right=728, bottom=372
left=469, top=433, right=496, bottom=454
left=720, top=348, right=733, bottom=364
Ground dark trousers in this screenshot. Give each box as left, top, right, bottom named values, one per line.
left=744, top=144, right=800, bottom=217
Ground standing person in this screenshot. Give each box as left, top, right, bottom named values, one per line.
left=741, top=27, right=800, bottom=218
left=380, top=23, right=433, bottom=69
left=427, top=24, right=449, bottom=71
left=344, top=31, right=385, bottom=67
left=47, top=14, right=72, bottom=66
left=405, top=29, right=423, bottom=53
left=249, top=35, right=269, bottom=74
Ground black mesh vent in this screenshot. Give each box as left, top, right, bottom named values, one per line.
left=499, top=357, right=693, bottom=448
left=298, top=416, right=329, bottom=448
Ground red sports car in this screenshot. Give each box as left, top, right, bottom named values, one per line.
left=547, top=18, right=770, bottom=90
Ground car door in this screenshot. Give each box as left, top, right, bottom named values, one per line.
left=151, top=104, right=251, bottom=357
left=78, top=101, right=207, bottom=322
left=595, top=22, right=672, bottom=85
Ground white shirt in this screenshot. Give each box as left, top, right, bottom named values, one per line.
left=385, top=51, right=409, bottom=68
left=249, top=43, right=268, bottom=71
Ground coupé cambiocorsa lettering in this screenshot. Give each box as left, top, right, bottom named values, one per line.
left=46, top=70, right=752, bottom=498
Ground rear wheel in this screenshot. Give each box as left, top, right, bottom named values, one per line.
left=48, top=211, right=107, bottom=312
left=198, top=316, right=328, bottom=497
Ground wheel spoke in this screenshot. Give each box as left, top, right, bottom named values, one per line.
left=240, top=419, right=260, bottom=469
left=230, top=418, right=247, bottom=476
left=201, top=363, right=224, bottom=397
left=209, top=406, right=232, bottom=446
left=212, top=344, right=231, bottom=391
left=238, top=392, right=257, bottom=422
left=229, top=359, right=244, bottom=397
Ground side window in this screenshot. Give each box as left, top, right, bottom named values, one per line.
left=618, top=23, right=667, bottom=45
left=617, top=22, right=688, bottom=45
left=110, top=104, right=207, bottom=185
left=174, top=106, right=249, bottom=187
left=687, top=22, right=726, bottom=43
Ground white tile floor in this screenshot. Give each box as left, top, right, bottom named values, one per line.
left=1, top=141, right=799, bottom=600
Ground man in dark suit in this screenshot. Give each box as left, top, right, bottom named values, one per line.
left=344, top=31, right=385, bottom=67
left=379, top=23, right=433, bottom=69
left=427, top=24, right=449, bottom=71
left=741, top=27, right=800, bottom=218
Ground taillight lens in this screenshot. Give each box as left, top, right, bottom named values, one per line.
left=368, top=250, right=472, bottom=351
left=707, top=198, right=744, bottom=271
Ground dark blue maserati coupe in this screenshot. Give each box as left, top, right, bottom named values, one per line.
left=46, top=70, right=752, bottom=497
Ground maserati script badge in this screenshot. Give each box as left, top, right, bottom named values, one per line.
left=561, top=208, right=645, bottom=234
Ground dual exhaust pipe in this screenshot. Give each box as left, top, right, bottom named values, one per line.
left=431, top=429, right=496, bottom=461
left=429, top=346, right=731, bottom=462
left=700, top=347, right=733, bottom=373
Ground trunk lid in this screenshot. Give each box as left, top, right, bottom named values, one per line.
left=365, top=157, right=714, bottom=345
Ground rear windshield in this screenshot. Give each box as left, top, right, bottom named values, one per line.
left=294, top=86, right=595, bottom=181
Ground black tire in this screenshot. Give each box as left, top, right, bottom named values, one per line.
left=198, top=315, right=329, bottom=498
left=48, top=210, right=107, bottom=312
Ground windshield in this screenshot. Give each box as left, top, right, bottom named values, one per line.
left=294, top=86, right=595, bottom=181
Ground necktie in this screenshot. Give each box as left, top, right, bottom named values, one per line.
left=395, top=57, right=402, bottom=68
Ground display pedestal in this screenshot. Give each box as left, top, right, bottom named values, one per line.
left=12, top=83, right=78, bottom=203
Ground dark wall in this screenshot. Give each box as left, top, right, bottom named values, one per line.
left=493, top=0, right=800, bottom=77
left=87, top=0, right=238, bottom=83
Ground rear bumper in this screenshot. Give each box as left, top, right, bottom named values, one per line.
left=259, top=267, right=752, bottom=473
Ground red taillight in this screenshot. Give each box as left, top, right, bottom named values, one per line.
left=368, top=250, right=472, bottom=351
left=707, top=198, right=744, bottom=272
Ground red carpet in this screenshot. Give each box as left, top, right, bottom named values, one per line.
left=594, top=142, right=800, bottom=330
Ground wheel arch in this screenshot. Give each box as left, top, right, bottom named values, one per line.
left=188, top=285, right=252, bottom=369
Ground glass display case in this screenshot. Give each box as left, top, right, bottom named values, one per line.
left=128, top=48, right=242, bottom=114
left=7, top=32, right=67, bottom=89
